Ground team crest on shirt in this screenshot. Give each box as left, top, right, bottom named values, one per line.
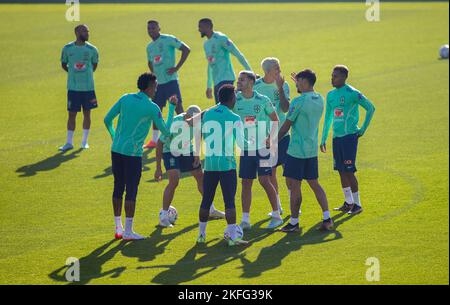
left=340, top=96, right=345, bottom=105
left=158, top=44, right=164, bottom=52
left=253, top=104, right=261, bottom=113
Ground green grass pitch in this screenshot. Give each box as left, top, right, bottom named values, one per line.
left=0, top=2, right=448, bottom=285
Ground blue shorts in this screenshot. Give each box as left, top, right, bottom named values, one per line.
left=239, top=150, right=272, bottom=179
left=214, top=80, right=234, bottom=104
left=111, top=151, right=142, bottom=202
left=162, top=152, right=200, bottom=173
left=154, top=80, right=182, bottom=109
left=275, top=135, right=290, bottom=168
left=67, top=90, right=98, bottom=112
left=283, top=154, right=319, bottom=181
left=200, top=170, right=237, bottom=210
left=332, top=133, right=358, bottom=173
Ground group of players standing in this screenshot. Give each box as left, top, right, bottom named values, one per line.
left=60, top=18, right=375, bottom=245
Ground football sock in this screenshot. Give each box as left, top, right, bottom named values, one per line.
left=242, top=213, right=250, bottom=223
left=160, top=209, right=168, bottom=219
left=272, top=209, right=281, bottom=220
left=199, top=222, right=207, bottom=236
left=67, top=130, right=74, bottom=145
left=352, top=192, right=361, bottom=207
left=323, top=210, right=331, bottom=220
left=276, top=194, right=282, bottom=210
left=227, top=224, right=237, bottom=240
left=125, top=217, right=133, bottom=234
left=290, top=217, right=299, bottom=226
left=114, top=216, right=122, bottom=230
left=343, top=187, right=354, bottom=204
left=82, top=129, right=89, bottom=146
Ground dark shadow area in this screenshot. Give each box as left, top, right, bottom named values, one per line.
left=16, top=148, right=83, bottom=177
left=239, top=213, right=351, bottom=278
left=121, top=223, right=199, bottom=262
left=142, top=218, right=276, bottom=284
left=48, top=239, right=126, bottom=285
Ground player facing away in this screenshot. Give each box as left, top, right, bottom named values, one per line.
left=154, top=101, right=226, bottom=228
left=233, top=71, right=283, bottom=230
left=320, top=65, right=376, bottom=215
left=59, top=24, right=99, bottom=152
left=277, top=70, right=333, bottom=232
left=104, top=73, right=176, bottom=241
left=254, top=57, right=291, bottom=217
left=198, top=18, right=252, bottom=103
left=143, top=20, right=191, bottom=149
left=198, top=85, right=248, bottom=246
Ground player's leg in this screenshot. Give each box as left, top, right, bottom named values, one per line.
left=220, top=170, right=248, bottom=246
left=59, top=91, right=79, bottom=151
left=159, top=168, right=180, bottom=227
left=80, top=91, right=97, bottom=149
left=280, top=177, right=302, bottom=232
left=333, top=135, right=354, bottom=212
left=111, top=152, right=126, bottom=239
left=239, top=152, right=256, bottom=229
left=190, top=166, right=225, bottom=219
left=198, top=171, right=220, bottom=242
left=122, top=155, right=144, bottom=240
left=172, top=80, right=184, bottom=114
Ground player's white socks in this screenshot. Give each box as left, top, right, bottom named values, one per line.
left=271, top=209, right=281, bottom=220
left=242, top=212, right=250, bottom=223
left=125, top=217, right=134, bottom=234
left=323, top=211, right=331, bottom=220
left=152, top=130, right=159, bottom=142
left=290, top=217, right=299, bottom=226
left=67, top=130, right=74, bottom=145
left=160, top=209, right=168, bottom=219
left=199, top=221, right=207, bottom=236
left=353, top=192, right=361, bottom=207
left=114, top=216, right=123, bottom=230
left=82, top=129, right=89, bottom=146
left=227, top=224, right=237, bottom=240
left=276, top=194, right=282, bottom=211
left=343, top=187, right=354, bottom=204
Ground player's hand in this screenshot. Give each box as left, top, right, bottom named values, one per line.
left=290, top=72, right=297, bottom=83
left=193, top=156, right=201, bottom=168
left=320, top=144, right=326, bottom=153
left=275, top=74, right=285, bottom=89
left=167, top=67, right=178, bottom=75
left=169, top=95, right=178, bottom=105
left=206, top=88, right=213, bottom=99
left=265, top=137, right=271, bottom=149
left=154, top=167, right=163, bottom=182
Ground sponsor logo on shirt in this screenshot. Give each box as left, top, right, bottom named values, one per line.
left=154, top=55, right=162, bottom=64
left=245, top=116, right=256, bottom=126
left=74, top=62, right=86, bottom=71
left=334, top=108, right=344, bottom=118
left=207, top=56, right=215, bottom=63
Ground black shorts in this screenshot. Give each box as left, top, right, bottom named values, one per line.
left=283, top=154, right=319, bottom=181
left=332, top=133, right=358, bottom=173
left=239, top=150, right=272, bottom=179
left=275, top=135, right=290, bottom=168
left=162, top=152, right=200, bottom=173
left=111, top=151, right=142, bottom=201
left=154, top=80, right=182, bottom=109
left=67, top=90, right=98, bottom=112
left=200, top=170, right=237, bottom=210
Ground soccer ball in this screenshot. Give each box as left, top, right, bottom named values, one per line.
left=167, top=206, right=178, bottom=224
left=223, top=224, right=244, bottom=241
left=439, top=44, right=449, bottom=59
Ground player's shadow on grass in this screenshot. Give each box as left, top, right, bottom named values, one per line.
left=239, top=213, right=351, bottom=279
left=94, top=148, right=156, bottom=179
left=143, top=218, right=277, bottom=284
left=120, top=223, right=199, bottom=262
left=16, top=148, right=83, bottom=177
left=48, top=239, right=126, bottom=285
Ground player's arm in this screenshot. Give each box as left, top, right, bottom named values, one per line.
left=266, top=111, right=280, bottom=147
left=92, top=48, right=99, bottom=72
left=152, top=98, right=177, bottom=137
left=61, top=47, right=69, bottom=72
left=276, top=76, right=290, bottom=112
left=356, top=93, right=376, bottom=137
left=278, top=120, right=292, bottom=140
left=320, top=97, right=333, bottom=152
left=223, top=38, right=252, bottom=71
left=104, top=98, right=123, bottom=140
left=206, top=64, right=213, bottom=99
left=61, top=63, right=68, bottom=72
left=168, top=43, right=191, bottom=75
left=154, top=139, right=164, bottom=181
left=146, top=46, right=154, bottom=72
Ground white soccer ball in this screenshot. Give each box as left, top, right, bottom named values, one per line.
left=167, top=206, right=178, bottom=224
left=224, top=224, right=244, bottom=241
left=439, top=44, right=449, bottom=59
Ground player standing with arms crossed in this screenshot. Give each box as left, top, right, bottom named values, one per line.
left=198, top=18, right=252, bottom=103
left=320, top=65, right=375, bottom=215
left=143, top=20, right=191, bottom=149
left=104, top=73, right=176, bottom=240
left=59, top=24, right=99, bottom=152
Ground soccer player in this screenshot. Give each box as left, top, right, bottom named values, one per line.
left=254, top=57, right=291, bottom=217
left=143, top=20, right=191, bottom=149
left=277, top=69, right=333, bottom=232
left=233, top=71, right=283, bottom=230
left=198, top=84, right=248, bottom=246
left=59, top=24, right=99, bottom=152
left=154, top=102, right=226, bottom=228
left=104, top=72, right=176, bottom=241
left=320, top=65, right=376, bottom=215
left=198, top=18, right=252, bottom=103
